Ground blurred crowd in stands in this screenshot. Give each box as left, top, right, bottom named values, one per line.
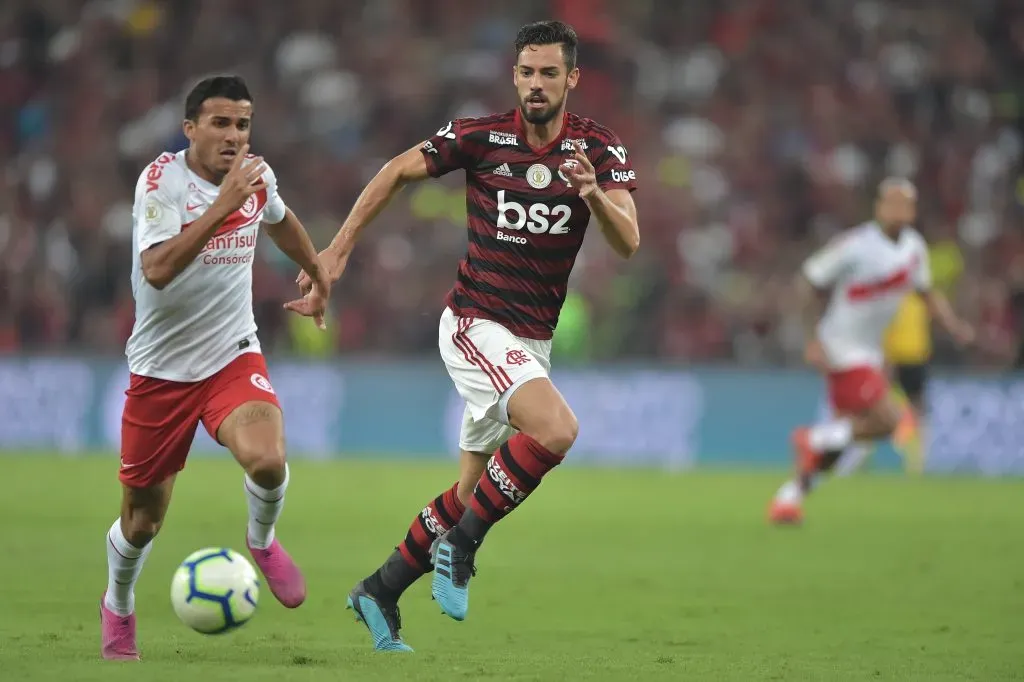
left=2, top=0, right=1023, bottom=367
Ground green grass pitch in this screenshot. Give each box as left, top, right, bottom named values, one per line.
left=0, top=455, right=1021, bottom=681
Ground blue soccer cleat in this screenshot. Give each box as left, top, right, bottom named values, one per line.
left=430, top=531, right=476, bottom=621
left=346, top=580, right=413, bottom=652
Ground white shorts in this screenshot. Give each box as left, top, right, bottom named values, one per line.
left=438, top=307, right=552, bottom=454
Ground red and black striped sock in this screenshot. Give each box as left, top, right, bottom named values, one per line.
left=453, top=433, right=564, bottom=549
left=372, top=482, right=465, bottom=599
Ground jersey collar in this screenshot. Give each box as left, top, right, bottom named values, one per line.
left=514, top=107, right=570, bottom=156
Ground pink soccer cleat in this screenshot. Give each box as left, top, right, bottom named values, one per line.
left=100, top=594, right=140, bottom=661
left=247, top=537, right=307, bottom=608
left=768, top=499, right=804, bottom=525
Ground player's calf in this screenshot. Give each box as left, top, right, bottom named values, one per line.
left=432, top=379, right=573, bottom=620
left=102, top=481, right=172, bottom=659
left=220, top=401, right=306, bottom=607
left=770, top=396, right=905, bottom=525
left=457, top=378, right=574, bottom=545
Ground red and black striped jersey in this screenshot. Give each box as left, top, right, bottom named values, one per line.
left=420, top=108, right=638, bottom=340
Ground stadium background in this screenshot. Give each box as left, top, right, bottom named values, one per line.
left=2, top=0, right=1022, bottom=473
left=2, top=3, right=1023, bottom=680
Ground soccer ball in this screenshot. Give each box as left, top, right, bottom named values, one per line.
left=170, top=548, right=260, bottom=634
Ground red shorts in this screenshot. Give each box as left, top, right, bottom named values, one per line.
left=826, top=366, right=889, bottom=414
left=119, top=353, right=280, bottom=487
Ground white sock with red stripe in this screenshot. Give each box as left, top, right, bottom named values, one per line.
left=808, top=418, right=853, bottom=452
left=245, top=464, right=289, bottom=549
left=775, top=480, right=803, bottom=505
left=104, top=519, right=152, bottom=616
left=835, top=442, right=872, bottom=476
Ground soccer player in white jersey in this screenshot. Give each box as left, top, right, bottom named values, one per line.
left=100, top=76, right=331, bottom=660
left=769, top=178, right=974, bottom=525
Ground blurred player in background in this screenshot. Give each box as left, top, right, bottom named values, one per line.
left=296, top=20, right=639, bottom=651
left=768, top=179, right=974, bottom=525
left=883, top=290, right=931, bottom=472
left=101, top=76, right=331, bottom=660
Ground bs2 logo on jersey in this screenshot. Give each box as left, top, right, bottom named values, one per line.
left=495, top=190, right=571, bottom=239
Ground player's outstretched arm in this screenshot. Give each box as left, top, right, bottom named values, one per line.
left=266, top=208, right=331, bottom=330
left=265, top=208, right=327, bottom=286
left=920, top=289, right=974, bottom=347
left=795, top=274, right=830, bottom=371
left=143, top=145, right=266, bottom=289
left=296, top=144, right=431, bottom=292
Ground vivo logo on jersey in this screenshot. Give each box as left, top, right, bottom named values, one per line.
left=144, top=153, right=175, bottom=193
left=495, top=190, right=571, bottom=235
left=847, top=265, right=912, bottom=301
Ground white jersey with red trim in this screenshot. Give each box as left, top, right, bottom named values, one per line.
left=126, top=150, right=287, bottom=382
left=802, top=221, right=931, bottom=370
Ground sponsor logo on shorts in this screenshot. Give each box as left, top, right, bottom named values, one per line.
left=250, top=373, right=275, bottom=394
left=488, top=457, right=526, bottom=506
left=505, top=348, right=531, bottom=366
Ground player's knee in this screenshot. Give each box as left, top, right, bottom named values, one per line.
left=530, top=409, right=578, bottom=456
left=239, top=443, right=287, bottom=489
left=868, top=401, right=902, bottom=437
left=122, top=513, right=162, bottom=547
left=880, top=404, right=902, bottom=435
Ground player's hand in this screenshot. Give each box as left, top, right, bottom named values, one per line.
left=283, top=277, right=329, bottom=330
left=296, top=247, right=347, bottom=296
left=950, top=319, right=976, bottom=348
left=560, top=140, right=598, bottom=198
left=212, top=144, right=267, bottom=214
left=803, top=338, right=830, bottom=373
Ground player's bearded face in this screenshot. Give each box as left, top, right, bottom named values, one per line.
left=520, top=89, right=564, bottom=124
left=514, top=45, right=578, bottom=125
left=184, top=98, right=253, bottom=178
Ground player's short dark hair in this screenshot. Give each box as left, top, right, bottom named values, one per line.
left=515, top=20, right=578, bottom=71
left=184, top=76, right=252, bottom=121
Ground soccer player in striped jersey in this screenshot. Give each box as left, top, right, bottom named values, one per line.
left=296, top=20, right=639, bottom=651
